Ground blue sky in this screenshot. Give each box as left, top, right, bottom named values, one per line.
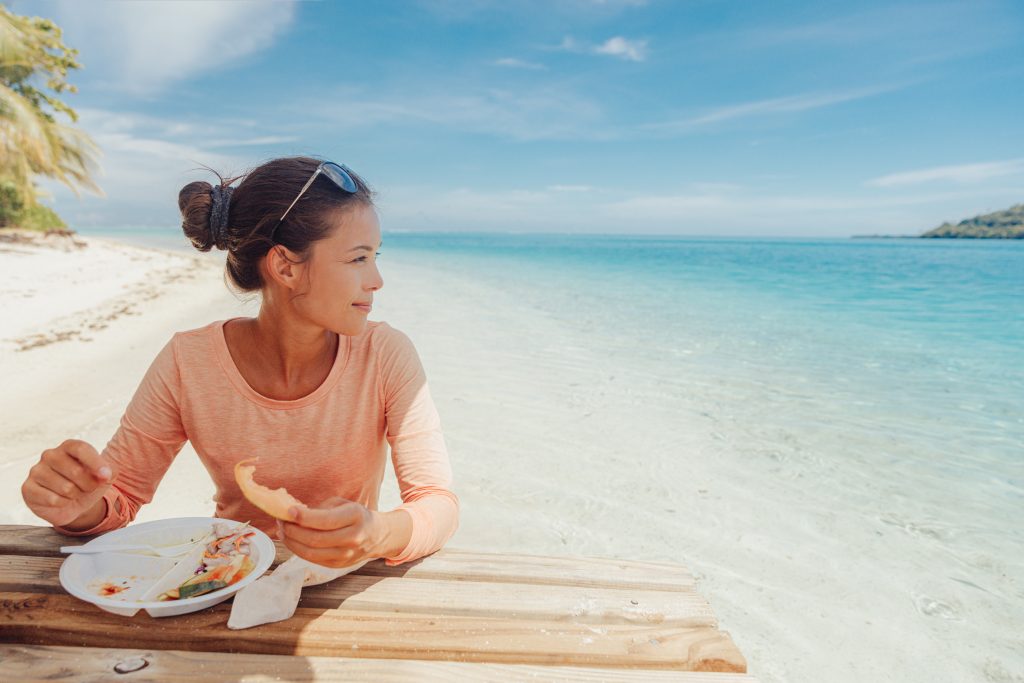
left=11, top=0, right=1024, bottom=236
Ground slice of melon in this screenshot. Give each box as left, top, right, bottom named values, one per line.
left=234, top=458, right=308, bottom=522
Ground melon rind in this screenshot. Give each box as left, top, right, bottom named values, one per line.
left=233, top=458, right=308, bottom=522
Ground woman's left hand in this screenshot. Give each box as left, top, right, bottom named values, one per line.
left=278, top=496, right=392, bottom=568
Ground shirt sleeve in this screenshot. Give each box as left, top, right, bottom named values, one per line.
left=375, top=325, right=459, bottom=565
left=54, top=337, right=188, bottom=536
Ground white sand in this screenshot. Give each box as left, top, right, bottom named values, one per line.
left=0, top=234, right=252, bottom=526
left=0, top=234, right=1019, bottom=683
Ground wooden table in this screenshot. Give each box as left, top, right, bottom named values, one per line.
left=0, top=525, right=757, bottom=681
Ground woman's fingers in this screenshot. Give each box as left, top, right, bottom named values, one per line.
left=279, top=500, right=385, bottom=567
left=21, top=479, right=89, bottom=527
left=22, top=477, right=70, bottom=511
left=37, top=456, right=93, bottom=496
left=281, top=533, right=359, bottom=568
left=281, top=518, right=363, bottom=549
left=31, top=463, right=84, bottom=499
left=289, top=500, right=362, bottom=531
left=60, top=439, right=113, bottom=481
left=41, top=441, right=113, bottom=491
left=282, top=501, right=371, bottom=546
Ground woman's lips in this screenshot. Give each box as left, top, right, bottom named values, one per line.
left=352, top=303, right=372, bottom=313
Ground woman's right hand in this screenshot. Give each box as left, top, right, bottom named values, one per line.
left=21, top=439, right=115, bottom=529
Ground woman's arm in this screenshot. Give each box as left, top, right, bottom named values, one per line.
left=42, top=338, right=188, bottom=536
left=376, top=324, right=459, bottom=566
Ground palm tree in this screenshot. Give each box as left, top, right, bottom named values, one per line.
left=0, top=5, right=101, bottom=223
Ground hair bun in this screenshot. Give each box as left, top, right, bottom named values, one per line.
left=179, top=180, right=216, bottom=252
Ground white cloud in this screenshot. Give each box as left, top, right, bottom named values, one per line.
left=41, top=123, right=1024, bottom=235
left=557, top=36, right=582, bottom=52
left=594, top=36, right=648, bottom=62
left=603, top=186, right=1024, bottom=231
left=554, top=35, right=649, bottom=62
left=736, top=3, right=1013, bottom=52
left=417, top=0, right=647, bottom=21
left=645, top=85, right=902, bottom=131
left=379, top=181, right=1024, bottom=236
left=206, top=136, right=300, bottom=148
left=865, top=158, right=1024, bottom=187
left=44, top=0, right=297, bottom=95
left=608, top=193, right=729, bottom=214
left=547, top=185, right=593, bottom=192
left=492, top=58, right=547, bottom=70
left=296, top=87, right=607, bottom=141
left=35, top=108, right=271, bottom=228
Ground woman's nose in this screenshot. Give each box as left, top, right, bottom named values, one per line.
left=368, top=262, right=384, bottom=291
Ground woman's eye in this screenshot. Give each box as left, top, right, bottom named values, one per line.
left=352, top=252, right=381, bottom=263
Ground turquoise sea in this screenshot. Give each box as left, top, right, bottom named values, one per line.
left=390, top=233, right=1022, bottom=463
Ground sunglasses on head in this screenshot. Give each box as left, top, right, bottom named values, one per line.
left=270, top=161, right=358, bottom=241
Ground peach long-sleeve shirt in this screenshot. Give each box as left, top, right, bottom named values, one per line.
left=57, top=319, right=459, bottom=566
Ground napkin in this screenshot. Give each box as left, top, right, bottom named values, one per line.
left=227, top=555, right=368, bottom=629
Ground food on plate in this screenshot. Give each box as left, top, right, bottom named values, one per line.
left=156, top=522, right=257, bottom=601
left=98, top=582, right=129, bottom=597
left=234, top=458, right=309, bottom=521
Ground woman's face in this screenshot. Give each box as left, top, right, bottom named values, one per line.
left=295, top=203, right=383, bottom=336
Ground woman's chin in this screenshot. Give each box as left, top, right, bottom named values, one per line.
left=335, top=317, right=369, bottom=337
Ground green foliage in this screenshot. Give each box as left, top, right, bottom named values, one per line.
left=922, top=203, right=1024, bottom=239
left=0, top=180, right=24, bottom=226
left=0, top=5, right=83, bottom=124
left=14, top=203, right=67, bottom=231
left=1, top=5, right=101, bottom=227
left=0, top=178, right=64, bottom=230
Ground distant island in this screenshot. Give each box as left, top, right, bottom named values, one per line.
left=852, top=202, right=1024, bottom=239
left=920, top=203, right=1024, bottom=239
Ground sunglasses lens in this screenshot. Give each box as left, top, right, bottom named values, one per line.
left=322, top=162, right=358, bottom=193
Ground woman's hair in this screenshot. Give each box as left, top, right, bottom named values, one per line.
left=178, top=156, right=374, bottom=291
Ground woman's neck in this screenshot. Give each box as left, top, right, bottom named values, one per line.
left=225, top=306, right=338, bottom=401
left=252, top=307, right=335, bottom=375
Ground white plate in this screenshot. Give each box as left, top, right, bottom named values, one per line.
left=58, top=517, right=274, bottom=618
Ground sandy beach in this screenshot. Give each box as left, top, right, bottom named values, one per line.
left=1, top=233, right=1020, bottom=683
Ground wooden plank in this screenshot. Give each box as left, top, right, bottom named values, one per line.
left=0, top=556, right=57, bottom=595
left=0, top=525, right=693, bottom=592
left=0, top=525, right=66, bottom=557
left=300, top=578, right=712, bottom=626
left=354, top=549, right=696, bottom=592
left=0, top=593, right=747, bottom=672
left=0, top=555, right=712, bottom=626
left=0, top=644, right=762, bottom=682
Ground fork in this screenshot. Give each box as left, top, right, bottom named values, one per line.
left=60, top=539, right=205, bottom=558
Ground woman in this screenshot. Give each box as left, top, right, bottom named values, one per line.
left=20, top=156, right=459, bottom=568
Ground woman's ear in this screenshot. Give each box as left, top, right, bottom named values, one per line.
left=263, top=245, right=305, bottom=291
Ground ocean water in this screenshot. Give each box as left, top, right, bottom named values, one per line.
left=384, top=233, right=1023, bottom=468
left=85, top=227, right=1024, bottom=678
